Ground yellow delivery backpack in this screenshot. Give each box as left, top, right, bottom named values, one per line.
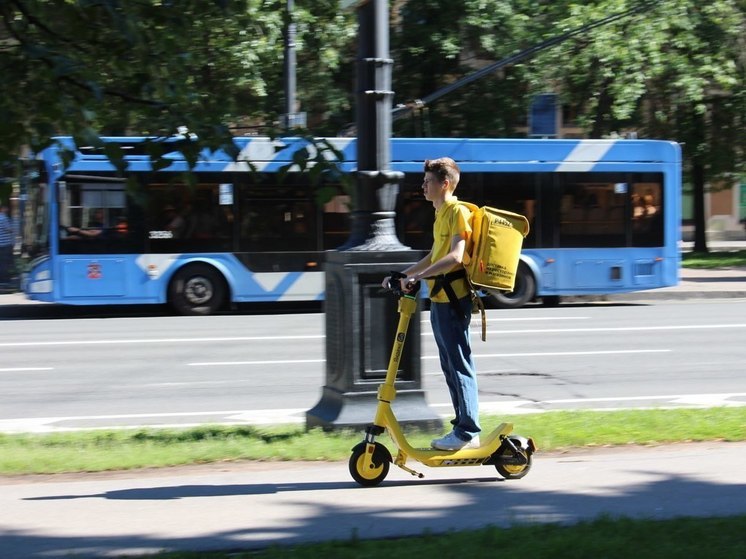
left=426, top=201, right=530, bottom=341
left=459, top=201, right=530, bottom=292
left=460, top=201, right=530, bottom=341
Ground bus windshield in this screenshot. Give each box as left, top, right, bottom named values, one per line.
left=20, top=163, right=50, bottom=261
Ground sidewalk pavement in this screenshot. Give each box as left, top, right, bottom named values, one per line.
left=2, top=266, right=745, bottom=310
left=2, top=442, right=746, bottom=559
left=605, top=266, right=746, bottom=302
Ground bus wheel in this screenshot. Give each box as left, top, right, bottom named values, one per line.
left=168, top=264, right=227, bottom=315
left=486, top=264, right=536, bottom=309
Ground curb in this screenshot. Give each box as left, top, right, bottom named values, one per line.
left=604, top=290, right=746, bottom=302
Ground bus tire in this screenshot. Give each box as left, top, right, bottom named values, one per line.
left=486, top=264, right=536, bottom=309
left=168, top=264, right=227, bottom=316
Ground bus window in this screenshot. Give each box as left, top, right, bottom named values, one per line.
left=558, top=173, right=629, bottom=248
left=396, top=175, right=432, bottom=250
left=631, top=181, right=663, bottom=246
left=235, top=173, right=318, bottom=253
left=471, top=173, right=539, bottom=249
left=58, top=181, right=139, bottom=254
left=146, top=179, right=234, bottom=253
left=323, top=194, right=351, bottom=250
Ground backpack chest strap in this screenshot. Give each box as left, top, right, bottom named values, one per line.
left=427, top=269, right=468, bottom=318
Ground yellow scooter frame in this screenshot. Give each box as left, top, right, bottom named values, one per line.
left=349, top=284, right=536, bottom=487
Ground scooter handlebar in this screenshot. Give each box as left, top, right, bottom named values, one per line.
left=386, top=271, right=421, bottom=298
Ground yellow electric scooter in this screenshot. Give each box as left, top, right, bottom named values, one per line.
left=349, top=273, right=536, bottom=487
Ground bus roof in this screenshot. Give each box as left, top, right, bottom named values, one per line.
left=46, top=136, right=681, bottom=175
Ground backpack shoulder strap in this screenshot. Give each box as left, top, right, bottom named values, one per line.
left=456, top=200, right=478, bottom=268
left=457, top=200, right=479, bottom=213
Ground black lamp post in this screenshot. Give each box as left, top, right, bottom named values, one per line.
left=306, top=0, right=441, bottom=431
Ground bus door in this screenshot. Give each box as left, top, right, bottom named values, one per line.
left=57, top=180, right=136, bottom=298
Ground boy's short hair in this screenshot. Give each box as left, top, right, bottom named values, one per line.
left=424, top=157, right=460, bottom=189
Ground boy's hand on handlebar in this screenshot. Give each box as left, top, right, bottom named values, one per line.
left=382, top=271, right=421, bottom=296
left=401, top=276, right=419, bottom=293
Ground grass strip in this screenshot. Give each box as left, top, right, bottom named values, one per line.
left=681, top=250, right=746, bottom=268
left=1, top=407, right=744, bottom=475
left=132, top=515, right=746, bottom=559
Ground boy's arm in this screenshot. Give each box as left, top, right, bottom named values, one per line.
left=381, top=250, right=432, bottom=290
left=401, top=251, right=433, bottom=278
left=405, top=235, right=465, bottom=285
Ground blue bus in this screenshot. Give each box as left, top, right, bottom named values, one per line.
left=21, top=136, right=681, bottom=313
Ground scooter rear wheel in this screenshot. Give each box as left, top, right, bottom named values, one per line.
left=349, top=443, right=390, bottom=487
left=494, top=449, right=532, bottom=480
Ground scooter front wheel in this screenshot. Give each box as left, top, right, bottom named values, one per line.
left=349, top=442, right=390, bottom=487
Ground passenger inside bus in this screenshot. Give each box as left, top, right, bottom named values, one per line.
left=63, top=208, right=105, bottom=239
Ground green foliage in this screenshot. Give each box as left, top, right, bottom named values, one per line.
left=0, top=0, right=357, bottom=169
left=1, top=0, right=743, bottom=248
left=389, top=0, right=743, bottom=251
left=392, top=0, right=532, bottom=137
left=524, top=1, right=744, bottom=176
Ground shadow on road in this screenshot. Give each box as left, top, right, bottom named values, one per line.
left=6, top=471, right=746, bottom=557
left=24, top=476, right=504, bottom=501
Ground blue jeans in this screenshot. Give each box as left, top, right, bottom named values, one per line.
left=430, top=296, right=481, bottom=441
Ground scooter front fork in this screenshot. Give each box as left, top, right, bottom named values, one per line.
left=361, top=425, right=385, bottom=472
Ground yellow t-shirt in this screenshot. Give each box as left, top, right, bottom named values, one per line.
left=427, top=197, right=472, bottom=303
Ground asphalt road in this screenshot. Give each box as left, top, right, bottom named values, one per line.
left=1, top=299, right=745, bottom=432
left=1, top=442, right=745, bottom=558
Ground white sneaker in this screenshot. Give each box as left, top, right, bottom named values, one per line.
left=431, top=431, right=480, bottom=450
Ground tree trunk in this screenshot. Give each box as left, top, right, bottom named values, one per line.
left=590, top=77, right=614, bottom=138
left=691, top=158, right=708, bottom=253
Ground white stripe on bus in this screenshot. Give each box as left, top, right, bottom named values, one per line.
left=555, top=140, right=615, bottom=172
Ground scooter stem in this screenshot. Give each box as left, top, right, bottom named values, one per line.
left=373, top=294, right=418, bottom=429
left=382, top=294, right=418, bottom=392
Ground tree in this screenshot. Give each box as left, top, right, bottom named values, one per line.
left=391, top=0, right=535, bottom=137
left=389, top=0, right=744, bottom=252
left=0, top=0, right=357, bottom=172
left=521, top=0, right=745, bottom=252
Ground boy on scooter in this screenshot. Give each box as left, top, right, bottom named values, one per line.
left=382, top=157, right=481, bottom=450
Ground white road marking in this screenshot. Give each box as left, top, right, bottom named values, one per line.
left=2, top=392, right=744, bottom=433
left=484, top=323, right=746, bottom=334
left=423, top=316, right=590, bottom=324
left=421, top=349, right=671, bottom=369
left=2, top=323, right=743, bottom=348
left=186, top=349, right=667, bottom=368
left=0, top=408, right=307, bottom=433
left=0, top=349, right=666, bottom=377
left=188, top=359, right=324, bottom=367
left=536, top=393, right=746, bottom=404
left=0, top=335, right=324, bottom=347
left=464, top=349, right=672, bottom=359
left=0, top=367, right=54, bottom=372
